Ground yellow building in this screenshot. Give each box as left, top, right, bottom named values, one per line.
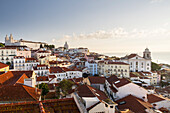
left=98, top=61, right=130, bottom=78
left=0, top=62, right=9, bottom=72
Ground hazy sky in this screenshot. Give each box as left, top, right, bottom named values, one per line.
left=0, top=0, right=170, bottom=53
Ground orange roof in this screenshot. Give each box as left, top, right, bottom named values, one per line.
left=0, top=98, right=80, bottom=113
left=88, top=76, right=105, bottom=84
left=0, top=62, right=9, bottom=69
left=14, top=56, right=25, bottom=59
left=116, top=95, right=153, bottom=113
left=147, top=94, right=165, bottom=103
left=0, top=71, right=29, bottom=86
left=0, top=71, right=33, bottom=86
left=76, top=84, right=108, bottom=101
left=36, top=76, right=49, bottom=81
left=0, top=83, right=41, bottom=102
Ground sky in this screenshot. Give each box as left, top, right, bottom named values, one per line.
left=0, top=0, right=170, bottom=54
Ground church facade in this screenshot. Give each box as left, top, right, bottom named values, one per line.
left=121, top=48, right=152, bottom=72
left=5, top=34, right=47, bottom=50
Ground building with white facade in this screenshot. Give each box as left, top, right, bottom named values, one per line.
left=5, top=34, right=47, bottom=50
left=35, top=50, right=51, bottom=59
left=33, top=65, right=49, bottom=77
left=98, top=60, right=130, bottom=78
left=13, top=57, right=39, bottom=70
left=0, top=47, right=17, bottom=65
left=85, top=61, right=98, bottom=75
left=105, top=75, right=148, bottom=101
left=49, top=66, right=82, bottom=82
left=121, top=48, right=151, bottom=72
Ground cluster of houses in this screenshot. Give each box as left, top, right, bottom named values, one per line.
left=0, top=35, right=169, bottom=113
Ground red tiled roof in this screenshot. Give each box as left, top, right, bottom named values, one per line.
left=127, top=54, right=137, bottom=59
left=0, top=83, right=41, bottom=102
left=76, top=85, right=108, bottom=101
left=0, top=71, right=29, bottom=86
left=14, top=56, right=25, bottom=59
left=107, top=75, right=131, bottom=88
left=37, top=64, right=46, bottom=67
left=36, top=76, right=49, bottom=81
left=147, top=94, right=165, bottom=103
left=106, top=75, right=119, bottom=85
left=0, top=62, right=9, bottom=69
left=108, top=61, right=129, bottom=65
left=49, top=67, right=65, bottom=73
left=113, top=78, right=131, bottom=88
left=37, top=50, right=51, bottom=53
left=116, top=95, right=153, bottom=113
left=130, top=73, right=138, bottom=77
left=48, top=75, right=56, bottom=78
left=25, top=58, right=38, bottom=62
left=77, top=85, right=95, bottom=97
left=88, top=76, right=105, bottom=84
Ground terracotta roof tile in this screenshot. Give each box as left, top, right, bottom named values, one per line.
left=36, top=76, right=49, bottom=81
left=0, top=83, right=41, bottom=102
left=0, top=62, right=9, bottom=69
left=0, top=71, right=29, bottom=86
left=116, top=95, right=153, bottom=113
left=88, top=76, right=105, bottom=84
left=147, top=94, right=165, bottom=103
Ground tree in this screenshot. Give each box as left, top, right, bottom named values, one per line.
left=58, top=79, right=74, bottom=96
left=0, top=43, right=4, bottom=47
left=49, top=45, right=55, bottom=50
left=6, top=62, right=11, bottom=66
left=39, top=83, right=49, bottom=99
left=151, top=62, right=161, bottom=71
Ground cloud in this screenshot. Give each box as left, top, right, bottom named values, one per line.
left=150, top=0, right=163, bottom=3
left=50, top=27, right=170, bottom=45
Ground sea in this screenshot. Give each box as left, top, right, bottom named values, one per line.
left=104, top=52, right=170, bottom=65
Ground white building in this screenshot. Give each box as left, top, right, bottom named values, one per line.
left=5, top=34, right=47, bottom=50
left=121, top=48, right=151, bottom=72
left=73, top=84, right=117, bottom=113
left=35, top=50, right=51, bottom=59
left=105, top=75, right=148, bottom=101
left=13, top=57, right=39, bottom=70
left=98, top=60, right=130, bottom=78
left=85, top=61, right=98, bottom=75
left=0, top=47, right=17, bottom=65
left=49, top=66, right=82, bottom=82
left=147, top=94, right=170, bottom=110
left=33, top=65, right=49, bottom=77
left=77, top=47, right=89, bottom=54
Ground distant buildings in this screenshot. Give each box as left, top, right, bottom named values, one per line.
left=5, top=34, right=47, bottom=50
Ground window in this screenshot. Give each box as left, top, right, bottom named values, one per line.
left=110, top=106, right=113, bottom=108
left=105, top=104, right=108, bottom=107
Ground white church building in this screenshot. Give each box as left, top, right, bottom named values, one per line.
left=5, top=34, right=47, bottom=50
left=121, top=48, right=152, bottom=72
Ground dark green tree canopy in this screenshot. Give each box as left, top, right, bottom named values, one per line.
left=39, top=83, right=49, bottom=96
left=151, top=62, right=161, bottom=71
left=58, top=79, right=74, bottom=96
